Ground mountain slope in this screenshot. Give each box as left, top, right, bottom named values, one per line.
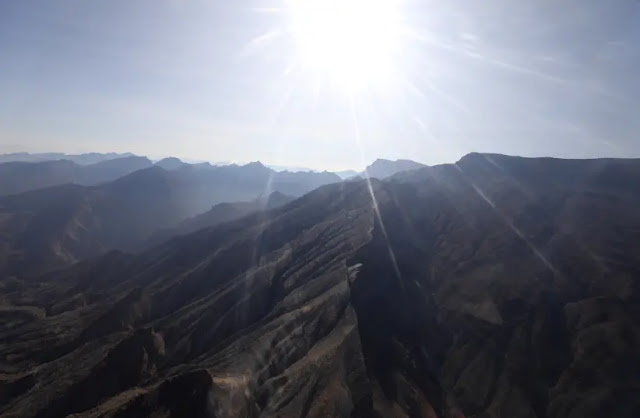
left=1, top=154, right=639, bottom=417
left=147, top=191, right=295, bottom=246
left=154, top=157, right=189, bottom=170
left=0, top=168, right=183, bottom=276
left=75, top=156, right=154, bottom=186
left=0, top=164, right=339, bottom=277
left=363, top=158, right=426, bottom=179
left=335, top=170, right=359, bottom=179
left=0, top=160, right=77, bottom=196
left=0, top=157, right=153, bottom=196
left=0, top=180, right=377, bottom=417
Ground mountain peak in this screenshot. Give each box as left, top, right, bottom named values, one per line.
left=364, top=158, right=427, bottom=179
left=155, top=157, right=187, bottom=170
left=241, top=161, right=272, bottom=174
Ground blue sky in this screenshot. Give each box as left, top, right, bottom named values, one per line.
left=1, top=0, right=639, bottom=170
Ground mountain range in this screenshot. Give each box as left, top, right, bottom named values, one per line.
left=0, top=156, right=153, bottom=196
left=0, top=162, right=338, bottom=277
left=0, top=152, right=430, bottom=184
left=1, top=153, right=639, bottom=417
left=336, top=159, right=428, bottom=180
left=0, top=152, right=137, bottom=165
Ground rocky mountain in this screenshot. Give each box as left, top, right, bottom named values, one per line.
left=147, top=191, right=295, bottom=246
left=0, top=164, right=339, bottom=276
left=155, top=157, right=190, bottom=170
left=0, top=157, right=153, bottom=196
left=0, top=168, right=183, bottom=277
left=0, top=152, right=136, bottom=165
left=334, top=170, right=359, bottom=180
left=363, top=158, right=427, bottom=179
left=334, top=160, right=425, bottom=181
left=1, top=154, right=639, bottom=417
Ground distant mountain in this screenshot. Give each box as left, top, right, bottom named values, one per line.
left=0, top=168, right=183, bottom=276
left=334, top=169, right=359, bottom=179
left=268, top=168, right=342, bottom=196
left=0, top=163, right=339, bottom=275
left=267, top=164, right=316, bottom=172
left=0, top=156, right=152, bottom=196
left=147, top=191, right=295, bottom=246
left=154, top=157, right=217, bottom=170
left=0, top=160, right=76, bottom=196
left=334, top=159, right=426, bottom=181
left=2, top=154, right=640, bottom=417
left=190, top=162, right=215, bottom=170
left=179, top=158, right=229, bottom=166
left=155, top=157, right=189, bottom=170
left=269, top=162, right=426, bottom=179
left=156, top=161, right=339, bottom=214
left=363, top=158, right=426, bottom=179
left=75, top=156, right=155, bottom=185
left=0, top=152, right=136, bottom=165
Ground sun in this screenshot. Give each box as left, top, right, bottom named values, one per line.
left=285, top=0, right=404, bottom=90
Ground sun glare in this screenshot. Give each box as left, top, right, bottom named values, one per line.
left=286, top=0, right=403, bottom=89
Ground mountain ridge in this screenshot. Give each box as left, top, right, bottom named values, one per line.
left=0, top=156, right=153, bottom=196
left=0, top=152, right=137, bottom=165
left=363, top=158, right=427, bottom=179
left=1, top=154, right=639, bottom=417
left=0, top=164, right=340, bottom=276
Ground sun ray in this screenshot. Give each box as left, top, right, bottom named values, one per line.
left=454, top=163, right=563, bottom=277
left=241, top=29, right=283, bottom=57
left=347, top=92, right=404, bottom=288
left=407, top=28, right=570, bottom=84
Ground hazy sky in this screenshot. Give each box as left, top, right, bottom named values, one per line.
left=1, top=0, right=639, bottom=170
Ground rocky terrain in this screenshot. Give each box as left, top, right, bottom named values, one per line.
left=0, top=154, right=639, bottom=417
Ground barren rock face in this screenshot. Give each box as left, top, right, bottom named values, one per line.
left=1, top=155, right=640, bottom=417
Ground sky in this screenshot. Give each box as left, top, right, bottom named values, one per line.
left=1, top=0, right=639, bottom=171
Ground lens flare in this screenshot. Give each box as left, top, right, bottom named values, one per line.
left=286, top=0, right=403, bottom=89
